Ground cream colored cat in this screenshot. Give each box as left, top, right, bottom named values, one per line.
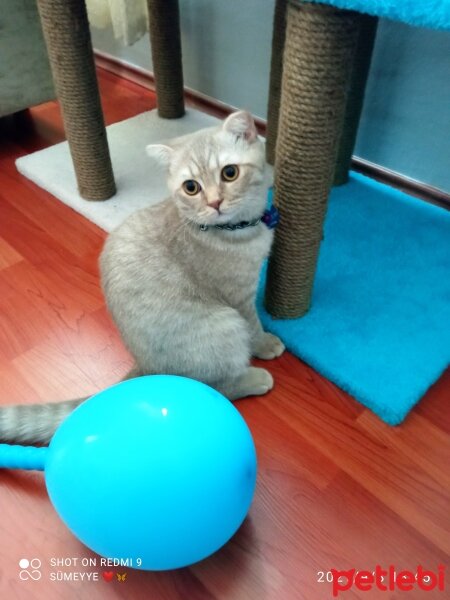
left=0, top=111, right=284, bottom=445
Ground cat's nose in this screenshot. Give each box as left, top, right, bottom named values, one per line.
left=208, top=199, right=223, bottom=212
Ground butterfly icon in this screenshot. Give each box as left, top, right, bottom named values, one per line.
left=116, top=572, right=127, bottom=582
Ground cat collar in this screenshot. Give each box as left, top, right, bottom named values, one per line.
left=199, top=205, right=279, bottom=232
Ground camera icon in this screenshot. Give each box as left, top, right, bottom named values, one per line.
left=19, top=558, right=42, bottom=581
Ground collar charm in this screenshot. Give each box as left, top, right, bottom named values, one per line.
left=262, top=205, right=280, bottom=229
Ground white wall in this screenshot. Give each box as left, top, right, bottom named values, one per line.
left=92, top=0, right=273, bottom=116
left=354, top=20, right=450, bottom=192
left=91, top=2, right=450, bottom=192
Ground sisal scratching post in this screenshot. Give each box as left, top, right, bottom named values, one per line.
left=334, top=15, right=378, bottom=185
left=147, top=0, right=185, bottom=119
left=266, top=0, right=288, bottom=165
left=37, top=0, right=116, bottom=201
left=265, top=1, right=361, bottom=318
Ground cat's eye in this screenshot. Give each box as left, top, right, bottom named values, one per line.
left=221, top=165, right=239, bottom=182
left=182, top=180, right=201, bottom=195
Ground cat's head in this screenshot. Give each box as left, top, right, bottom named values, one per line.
left=146, top=111, right=268, bottom=226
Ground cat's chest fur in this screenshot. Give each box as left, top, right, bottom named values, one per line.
left=189, top=225, right=273, bottom=304
left=102, top=201, right=273, bottom=306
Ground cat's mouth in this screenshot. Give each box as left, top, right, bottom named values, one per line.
left=206, top=207, right=231, bottom=222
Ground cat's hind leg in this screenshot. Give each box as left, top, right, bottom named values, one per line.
left=187, top=308, right=273, bottom=399
left=128, top=305, right=274, bottom=401
left=214, top=366, right=274, bottom=400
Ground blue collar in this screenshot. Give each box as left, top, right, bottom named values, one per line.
left=199, top=205, right=279, bottom=232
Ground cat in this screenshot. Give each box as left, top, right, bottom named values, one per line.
left=0, top=110, right=284, bottom=445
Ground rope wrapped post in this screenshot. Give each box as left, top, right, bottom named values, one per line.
left=265, top=1, right=361, bottom=318
left=36, top=0, right=116, bottom=201
left=334, top=15, right=378, bottom=185
left=147, top=0, right=185, bottom=118
left=266, top=0, right=288, bottom=165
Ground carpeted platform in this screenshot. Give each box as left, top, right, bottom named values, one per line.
left=258, top=175, right=450, bottom=424
left=16, top=111, right=450, bottom=424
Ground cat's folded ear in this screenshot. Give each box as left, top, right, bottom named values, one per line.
left=145, top=144, right=174, bottom=167
left=222, top=111, right=257, bottom=143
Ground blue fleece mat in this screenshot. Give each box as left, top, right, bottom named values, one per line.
left=257, top=173, right=450, bottom=425
left=308, top=0, right=450, bottom=31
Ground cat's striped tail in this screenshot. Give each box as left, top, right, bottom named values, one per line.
left=0, top=366, right=141, bottom=446
left=0, top=398, right=86, bottom=446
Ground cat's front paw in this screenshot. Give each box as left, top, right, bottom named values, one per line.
left=253, top=332, right=285, bottom=360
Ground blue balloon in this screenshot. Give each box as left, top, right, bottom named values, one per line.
left=45, top=375, right=257, bottom=570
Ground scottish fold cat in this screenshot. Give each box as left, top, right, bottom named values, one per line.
left=0, top=111, right=284, bottom=444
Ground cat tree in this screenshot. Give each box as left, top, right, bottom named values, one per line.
left=263, top=0, right=449, bottom=318
left=264, top=3, right=381, bottom=317
left=36, top=0, right=185, bottom=200
left=35, top=0, right=450, bottom=318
